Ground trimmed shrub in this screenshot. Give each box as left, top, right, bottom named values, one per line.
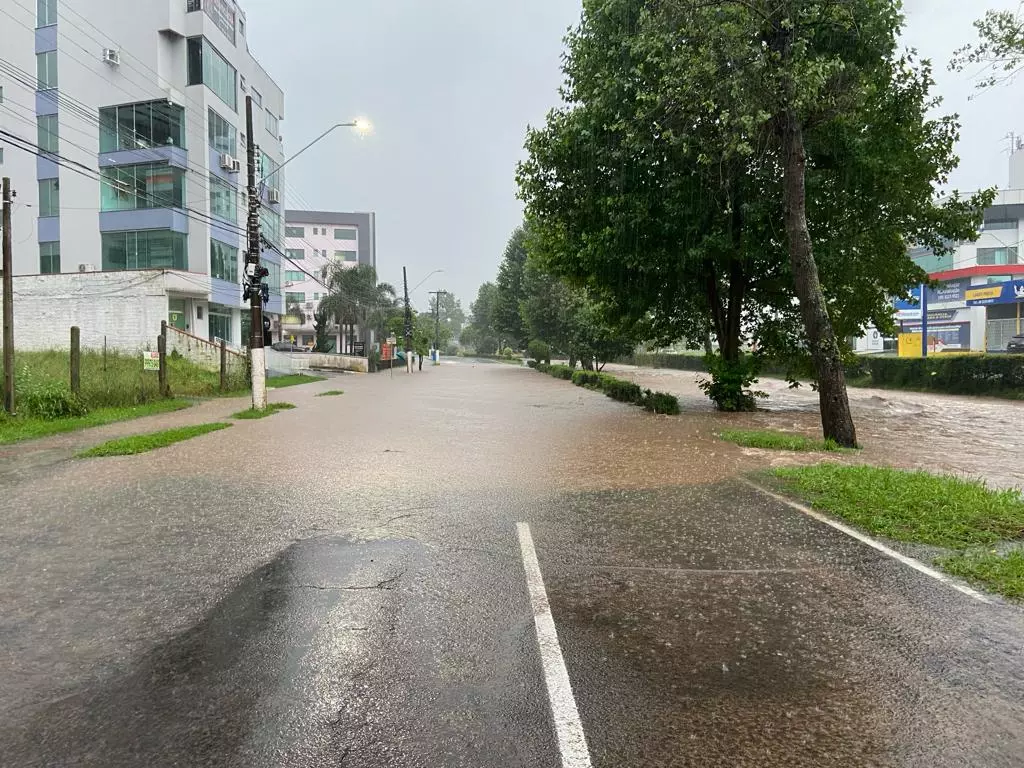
left=602, top=377, right=643, bottom=404
left=548, top=364, right=575, bottom=380
left=527, top=360, right=539, bottom=369
left=527, top=340, right=552, bottom=364
left=862, top=354, right=1024, bottom=398
left=641, top=390, right=681, bottom=415
left=571, top=369, right=603, bottom=388
left=535, top=362, right=550, bottom=374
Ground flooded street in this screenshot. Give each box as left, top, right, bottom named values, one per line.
left=0, top=359, right=1022, bottom=767
left=606, top=364, right=1024, bottom=490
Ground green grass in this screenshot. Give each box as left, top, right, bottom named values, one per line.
left=720, top=429, right=845, bottom=452
left=938, top=551, right=1024, bottom=600
left=231, top=402, right=296, bottom=419
left=77, top=422, right=232, bottom=457
left=266, top=373, right=327, bottom=388
left=773, top=465, right=1024, bottom=548
left=2, top=349, right=249, bottom=410
left=0, top=399, right=192, bottom=445
left=316, top=390, right=345, bottom=397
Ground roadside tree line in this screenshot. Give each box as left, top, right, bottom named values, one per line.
left=506, top=0, right=1005, bottom=447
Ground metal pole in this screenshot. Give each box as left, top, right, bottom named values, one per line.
left=245, top=95, right=268, bottom=409
left=920, top=282, right=928, bottom=358
left=70, top=326, right=81, bottom=395
left=2, top=178, right=14, bottom=414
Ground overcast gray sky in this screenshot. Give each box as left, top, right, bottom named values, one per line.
left=244, top=0, right=1023, bottom=311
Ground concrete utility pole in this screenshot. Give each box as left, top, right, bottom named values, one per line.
left=243, top=96, right=268, bottom=409
left=402, top=266, right=413, bottom=373
left=429, top=289, right=448, bottom=363
left=2, top=177, right=14, bottom=414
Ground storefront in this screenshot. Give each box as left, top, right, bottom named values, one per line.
left=966, top=279, right=1024, bottom=351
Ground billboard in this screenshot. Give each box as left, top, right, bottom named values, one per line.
left=965, top=279, right=1024, bottom=307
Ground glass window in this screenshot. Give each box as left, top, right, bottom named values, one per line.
left=101, top=230, right=188, bottom=270
left=265, top=109, right=279, bottom=137
left=265, top=261, right=281, bottom=295
left=39, top=241, right=59, bottom=273
left=260, top=206, right=282, bottom=248
left=99, top=101, right=185, bottom=152
left=286, top=247, right=304, bottom=260
left=209, top=174, right=238, bottom=222
left=37, top=114, right=58, bottom=153
left=285, top=226, right=304, bottom=238
left=210, top=239, right=238, bottom=282
left=285, top=292, right=306, bottom=305
left=38, top=178, right=59, bottom=216
left=239, top=18, right=245, bottom=37
left=259, top=150, right=279, bottom=187
left=977, top=247, right=1019, bottom=266
left=187, top=37, right=236, bottom=111
left=36, top=51, right=57, bottom=90
left=334, top=228, right=357, bottom=240
left=251, top=87, right=262, bottom=107
left=239, top=75, right=247, bottom=92
left=208, top=108, right=236, bottom=155
left=336, top=250, right=358, bottom=262
left=285, top=270, right=305, bottom=282
left=981, top=219, right=1018, bottom=231
left=100, top=163, right=185, bottom=211
left=37, top=0, right=57, bottom=27
left=209, top=306, right=233, bottom=343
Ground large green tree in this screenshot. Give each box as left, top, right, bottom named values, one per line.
left=320, top=264, right=396, bottom=354
left=493, top=227, right=530, bottom=348
left=427, top=291, right=466, bottom=345
left=462, top=282, right=500, bottom=353
left=519, top=0, right=990, bottom=444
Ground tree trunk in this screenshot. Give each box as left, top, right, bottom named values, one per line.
left=780, top=112, right=857, bottom=447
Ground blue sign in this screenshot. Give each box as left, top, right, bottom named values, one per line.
left=894, top=280, right=968, bottom=310
left=965, top=279, right=1024, bottom=307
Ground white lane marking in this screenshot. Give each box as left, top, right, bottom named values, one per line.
left=741, top=480, right=993, bottom=604
left=516, top=522, right=593, bottom=768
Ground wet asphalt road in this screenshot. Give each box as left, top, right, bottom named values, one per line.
left=1, top=360, right=1022, bottom=767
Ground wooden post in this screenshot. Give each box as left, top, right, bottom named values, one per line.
left=70, top=326, right=81, bottom=395
left=220, top=338, right=227, bottom=392
left=2, top=177, right=14, bottom=415
left=103, top=335, right=107, bottom=372
left=158, top=320, right=168, bottom=398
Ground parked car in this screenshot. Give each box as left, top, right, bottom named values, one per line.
left=271, top=342, right=309, bottom=353
left=1007, top=335, right=1024, bottom=354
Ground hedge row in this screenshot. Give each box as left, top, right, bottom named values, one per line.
left=534, top=363, right=681, bottom=414
left=621, top=352, right=1024, bottom=399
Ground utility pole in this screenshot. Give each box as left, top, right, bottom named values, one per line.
left=243, top=96, right=268, bottom=409
left=402, top=266, right=413, bottom=373
left=2, top=177, right=14, bottom=415
left=429, top=289, right=447, bottom=363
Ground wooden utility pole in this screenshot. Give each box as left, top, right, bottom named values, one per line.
left=244, top=95, right=268, bottom=409
left=2, top=177, right=14, bottom=415
left=429, top=289, right=448, bottom=362
left=70, top=326, right=81, bottom=395
left=402, top=266, right=413, bottom=372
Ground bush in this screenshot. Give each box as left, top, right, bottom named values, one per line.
left=527, top=360, right=539, bottom=368
left=18, top=372, right=88, bottom=419
left=861, top=354, right=1024, bottom=398
left=535, top=362, right=550, bottom=374
left=641, top=390, right=681, bottom=415
left=602, top=377, right=643, bottom=404
left=500, top=347, right=515, bottom=359
left=526, top=340, right=552, bottom=364
left=571, top=369, right=604, bottom=388
left=698, top=354, right=765, bottom=412
left=548, top=364, right=575, bottom=380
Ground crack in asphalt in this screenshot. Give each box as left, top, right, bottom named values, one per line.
left=295, top=571, right=406, bottom=592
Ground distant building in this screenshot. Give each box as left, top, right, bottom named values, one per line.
left=0, top=0, right=286, bottom=351
left=281, top=210, right=377, bottom=351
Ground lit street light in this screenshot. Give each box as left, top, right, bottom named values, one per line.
left=261, top=118, right=371, bottom=187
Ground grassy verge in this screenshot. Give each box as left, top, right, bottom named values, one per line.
left=231, top=402, right=295, bottom=419
left=938, top=551, right=1024, bottom=600
left=772, top=464, right=1024, bottom=599
left=720, top=429, right=844, bottom=452
left=316, top=390, right=344, bottom=397
left=77, top=422, right=232, bottom=457
left=0, top=399, right=191, bottom=445
left=267, top=374, right=327, bottom=388
left=773, top=465, right=1024, bottom=548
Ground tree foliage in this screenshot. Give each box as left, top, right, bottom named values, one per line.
left=952, top=3, right=1024, bottom=89
left=517, top=0, right=991, bottom=436
left=428, top=291, right=466, bottom=343
left=493, top=227, right=529, bottom=347
left=320, top=263, right=397, bottom=353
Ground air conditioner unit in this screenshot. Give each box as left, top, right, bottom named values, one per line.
left=219, top=153, right=237, bottom=171
left=78, top=263, right=96, bottom=273
left=231, top=158, right=241, bottom=173
left=268, top=189, right=281, bottom=204
left=102, top=48, right=120, bottom=66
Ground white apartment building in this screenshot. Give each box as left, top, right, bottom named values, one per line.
left=0, top=0, right=285, bottom=350
left=282, top=209, right=377, bottom=351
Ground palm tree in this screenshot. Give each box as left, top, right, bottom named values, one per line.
left=320, top=263, right=397, bottom=354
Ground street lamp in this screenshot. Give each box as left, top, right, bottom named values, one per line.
left=261, top=118, right=372, bottom=186
left=411, top=269, right=444, bottom=294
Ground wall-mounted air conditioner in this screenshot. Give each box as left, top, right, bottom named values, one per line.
left=219, top=153, right=237, bottom=171
left=268, top=189, right=281, bottom=204
left=102, top=48, right=120, bottom=66
left=78, top=263, right=96, bottom=273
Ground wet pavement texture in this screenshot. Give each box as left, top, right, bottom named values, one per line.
left=1, top=360, right=1022, bottom=766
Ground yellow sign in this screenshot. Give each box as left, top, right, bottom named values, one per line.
left=898, top=333, right=922, bottom=358
left=964, top=286, right=1003, bottom=302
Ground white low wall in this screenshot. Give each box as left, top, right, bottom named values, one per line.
left=166, top=326, right=247, bottom=376
left=265, top=348, right=367, bottom=374
left=0, top=271, right=189, bottom=352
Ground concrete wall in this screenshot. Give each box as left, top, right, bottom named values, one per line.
left=166, top=325, right=247, bottom=375
left=264, top=348, right=367, bottom=374
left=0, top=271, right=172, bottom=352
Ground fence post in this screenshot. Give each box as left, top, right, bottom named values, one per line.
left=158, top=321, right=169, bottom=398
left=103, top=335, right=107, bottom=372
left=220, top=338, right=227, bottom=392
left=70, top=326, right=81, bottom=395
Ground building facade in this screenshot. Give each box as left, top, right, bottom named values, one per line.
left=281, top=209, right=377, bottom=351
left=0, top=0, right=285, bottom=350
